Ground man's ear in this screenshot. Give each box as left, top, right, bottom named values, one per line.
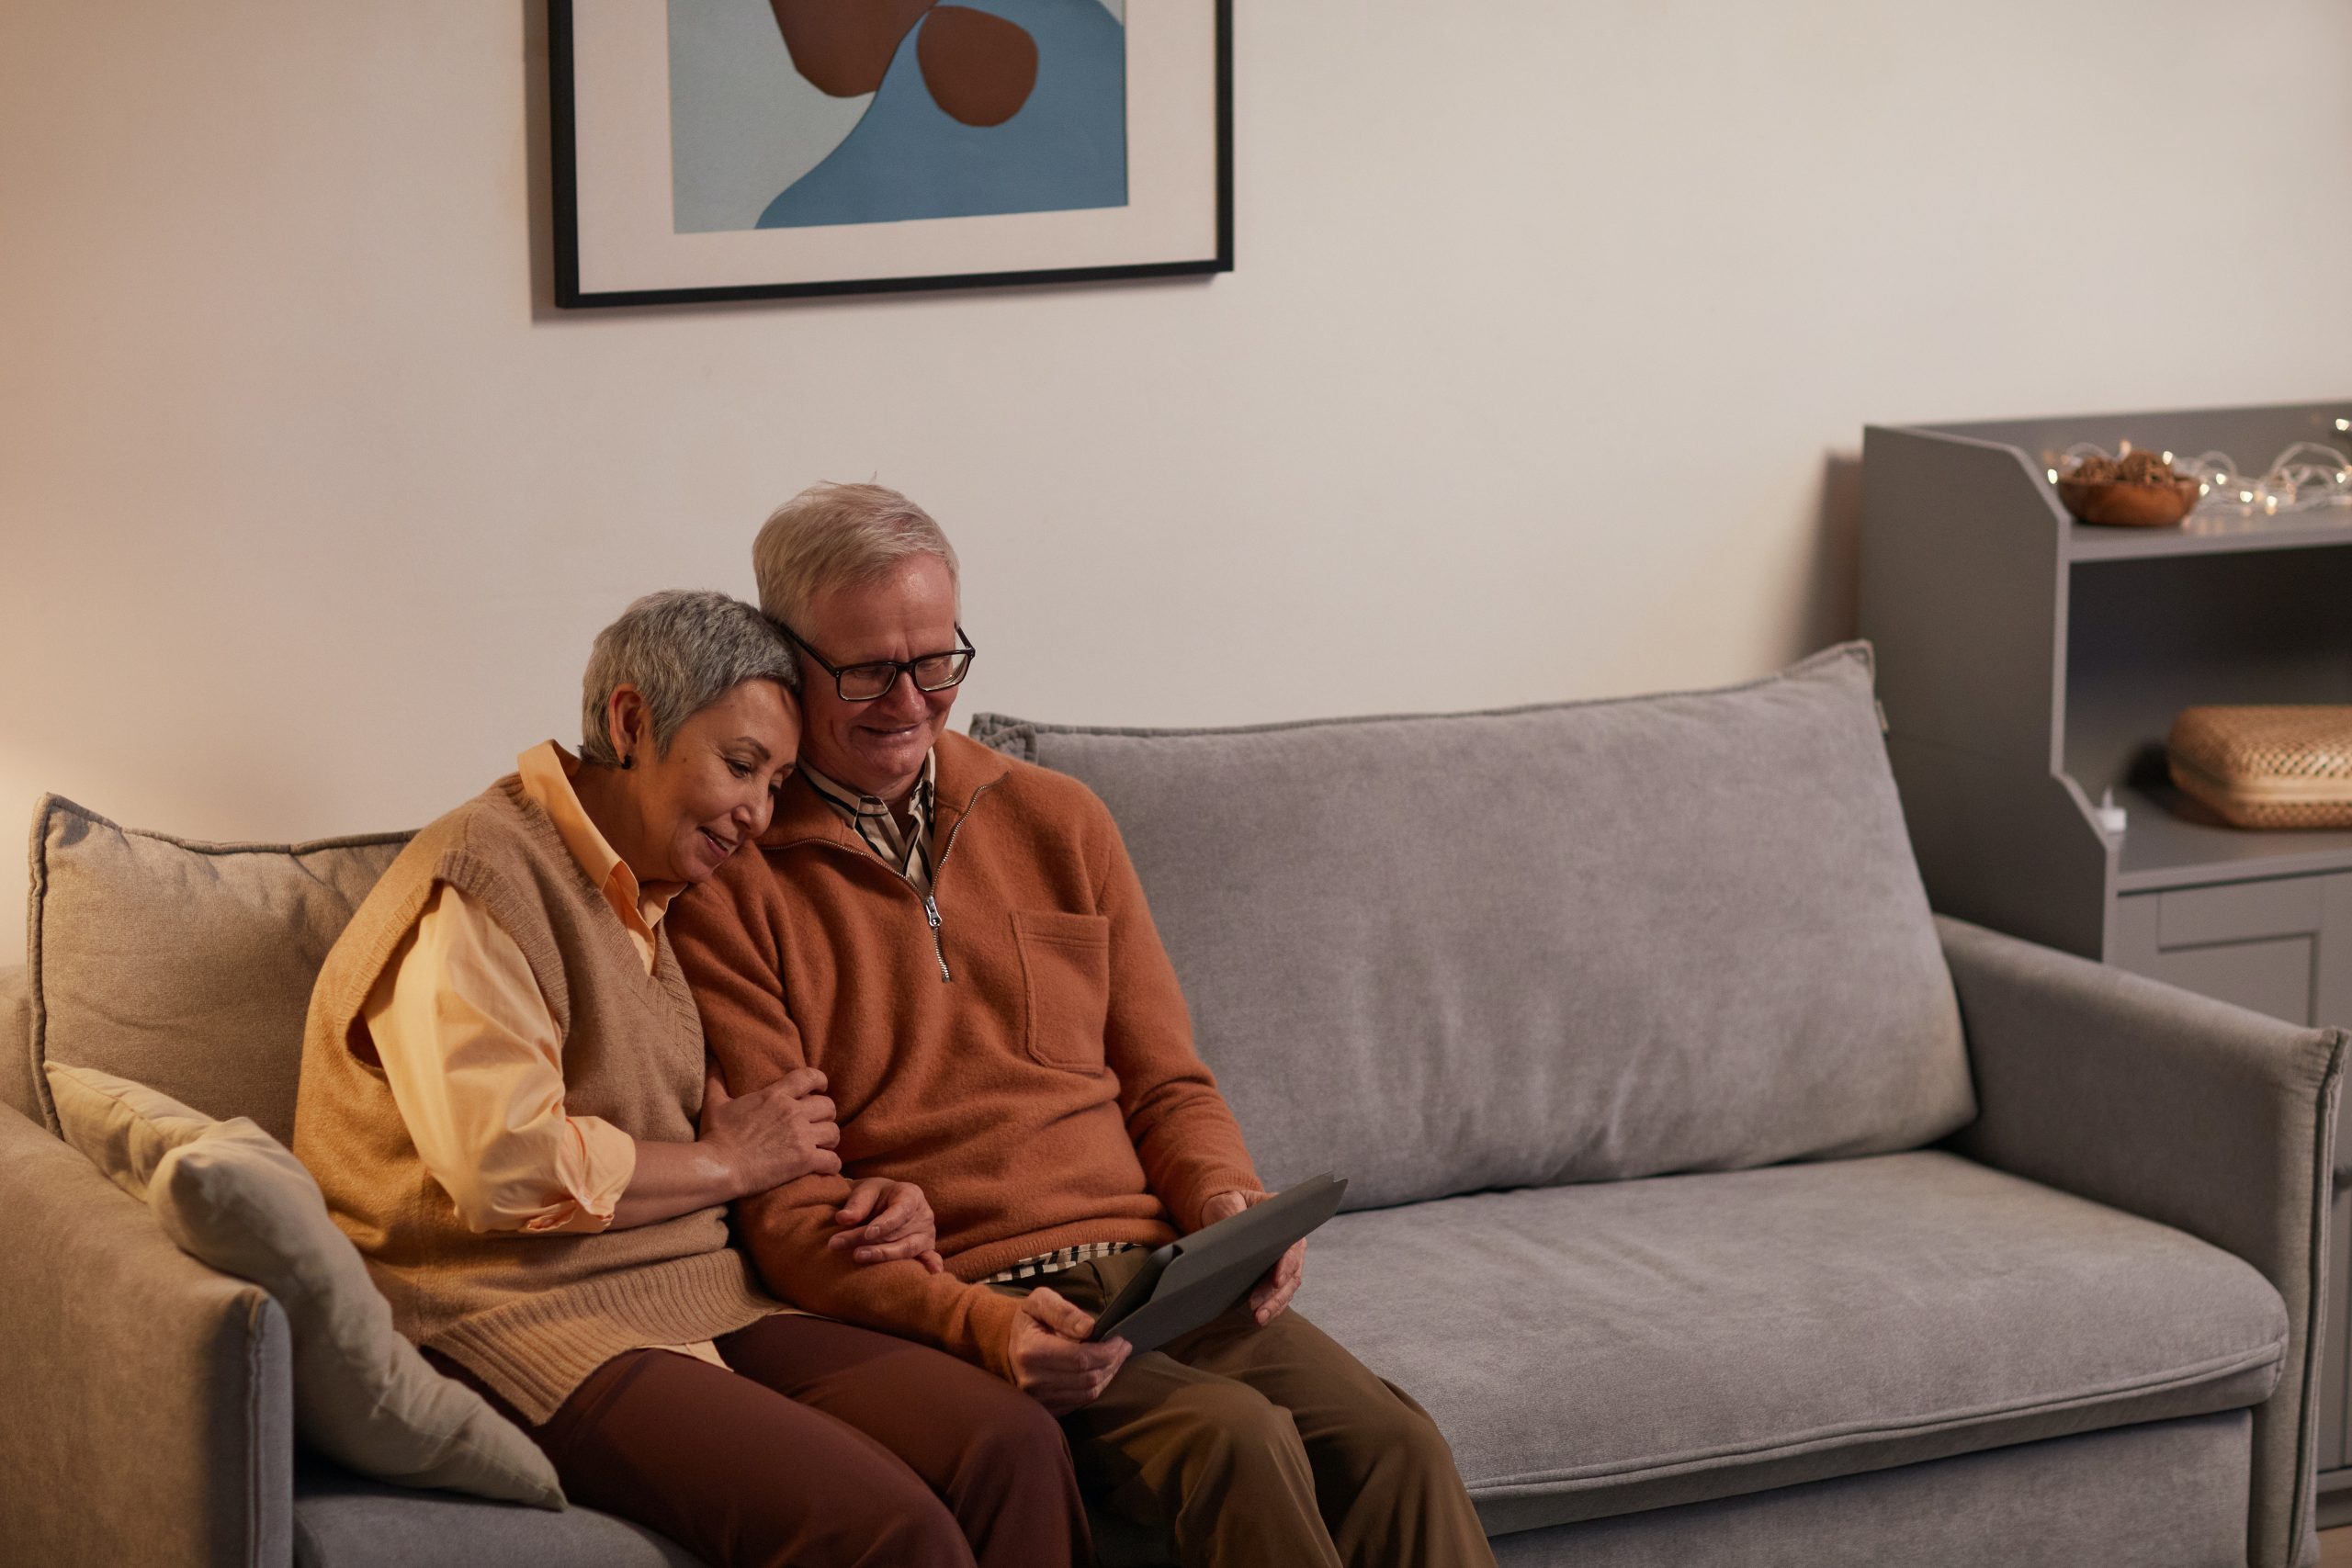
left=605, top=683, right=651, bottom=765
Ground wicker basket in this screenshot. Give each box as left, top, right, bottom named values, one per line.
left=2167, top=705, right=2352, bottom=829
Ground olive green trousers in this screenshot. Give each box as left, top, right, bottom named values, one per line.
left=991, top=1250, right=1496, bottom=1568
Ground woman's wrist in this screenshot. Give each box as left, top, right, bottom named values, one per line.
left=612, top=1135, right=750, bottom=1228
left=693, top=1131, right=751, bottom=1203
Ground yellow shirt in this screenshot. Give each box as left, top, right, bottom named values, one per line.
left=361, top=742, right=669, bottom=1237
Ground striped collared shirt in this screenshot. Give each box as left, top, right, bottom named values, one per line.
left=799, top=752, right=937, bottom=896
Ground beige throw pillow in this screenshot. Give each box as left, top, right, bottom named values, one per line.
left=41, top=1061, right=218, bottom=1201
left=44, top=1063, right=564, bottom=1509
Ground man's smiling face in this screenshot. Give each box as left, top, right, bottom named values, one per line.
left=790, top=552, right=963, bottom=803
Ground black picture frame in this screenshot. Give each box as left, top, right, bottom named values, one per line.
left=548, top=0, right=1232, bottom=309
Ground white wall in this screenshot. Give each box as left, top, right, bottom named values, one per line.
left=5, top=0, right=2350, bottom=963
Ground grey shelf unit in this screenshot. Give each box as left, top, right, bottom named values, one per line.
left=1858, top=399, right=2352, bottom=1518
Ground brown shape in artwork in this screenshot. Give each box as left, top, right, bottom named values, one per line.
left=770, top=0, right=938, bottom=97
left=916, top=7, right=1039, bottom=128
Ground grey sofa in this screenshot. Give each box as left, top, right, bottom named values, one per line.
left=2, top=642, right=2341, bottom=1568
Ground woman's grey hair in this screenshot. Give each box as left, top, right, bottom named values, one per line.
left=752, top=481, right=960, bottom=639
left=578, top=590, right=798, bottom=767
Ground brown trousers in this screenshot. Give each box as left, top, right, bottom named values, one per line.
left=431, top=1314, right=1092, bottom=1568
left=994, top=1252, right=1496, bottom=1568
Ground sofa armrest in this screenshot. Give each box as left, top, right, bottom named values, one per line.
left=1938, top=915, right=2344, bottom=1568
left=0, top=1103, right=292, bottom=1567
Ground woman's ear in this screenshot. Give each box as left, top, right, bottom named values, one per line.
left=605, top=683, right=651, bottom=768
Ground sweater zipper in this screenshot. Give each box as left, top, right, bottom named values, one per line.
left=922, top=894, right=948, bottom=982
left=922, top=778, right=1000, bottom=984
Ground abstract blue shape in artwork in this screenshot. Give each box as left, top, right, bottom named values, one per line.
left=758, top=0, right=1126, bottom=230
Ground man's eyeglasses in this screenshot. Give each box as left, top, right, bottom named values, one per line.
left=777, top=622, right=978, bottom=704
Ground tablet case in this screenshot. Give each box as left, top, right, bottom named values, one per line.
left=1086, top=1173, right=1348, bottom=1352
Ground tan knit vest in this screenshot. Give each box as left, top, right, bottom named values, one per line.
left=291, top=776, right=774, bottom=1423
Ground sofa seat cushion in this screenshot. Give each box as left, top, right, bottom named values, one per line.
left=1291, top=1151, right=2287, bottom=1538
left=294, top=1459, right=698, bottom=1568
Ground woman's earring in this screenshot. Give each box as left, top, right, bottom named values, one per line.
left=619, top=754, right=635, bottom=771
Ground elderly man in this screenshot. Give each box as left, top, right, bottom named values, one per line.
left=669, top=483, right=1495, bottom=1568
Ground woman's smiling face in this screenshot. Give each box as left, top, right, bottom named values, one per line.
left=624, top=677, right=800, bottom=888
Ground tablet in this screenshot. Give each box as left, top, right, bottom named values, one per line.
left=1085, top=1173, right=1349, bottom=1353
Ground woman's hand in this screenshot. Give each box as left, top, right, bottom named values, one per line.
left=1004, top=1288, right=1130, bottom=1415
left=610, top=1066, right=841, bottom=1229
left=1200, top=1189, right=1304, bottom=1325
left=699, top=1066, right=841, bottom=1196
left=829, top=1178, right=944, bottom=1272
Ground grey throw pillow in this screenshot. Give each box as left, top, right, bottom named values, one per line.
left=44, top=1063, right=564, bottom=1509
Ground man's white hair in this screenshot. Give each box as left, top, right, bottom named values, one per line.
left=752, top=482, right=961, bottom=662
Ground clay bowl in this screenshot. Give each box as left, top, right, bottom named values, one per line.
left=2055, top=475, right=2202, bottom=527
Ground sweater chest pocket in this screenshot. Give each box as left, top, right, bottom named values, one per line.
left=1012, top=910, right=1112, bottom=1073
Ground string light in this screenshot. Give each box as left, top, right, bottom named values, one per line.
left=2052, top=440, right=2352, bottom=520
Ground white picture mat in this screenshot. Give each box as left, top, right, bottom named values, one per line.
left=571, top=0, right=1220, bottom=296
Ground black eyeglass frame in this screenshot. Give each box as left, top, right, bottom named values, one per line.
left=776, top=621, right=978, bottom=704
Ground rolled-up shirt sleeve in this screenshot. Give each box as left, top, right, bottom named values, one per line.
left=361, top=882, right=638, bottom=1235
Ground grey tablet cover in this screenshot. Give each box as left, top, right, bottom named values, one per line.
left=1088, top=1174, right=1348, bottom=1353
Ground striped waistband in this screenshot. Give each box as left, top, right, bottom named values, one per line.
left=979, top=1240, right=1144, bottom=1285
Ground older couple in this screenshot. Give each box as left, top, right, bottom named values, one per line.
left=295, top=491, right=1491, bottom=1568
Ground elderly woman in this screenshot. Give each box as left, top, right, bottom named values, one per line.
left=293, top=590, right=1090, bottom=1568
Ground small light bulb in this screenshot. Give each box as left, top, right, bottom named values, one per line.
left=2162, top=450, right=2175, bottom=465
left=2047, top=468, right=2059, bottom=482
left=2337, top=418, right=2350, bottom=432
left=2241, top=490, right=2255, bottom=502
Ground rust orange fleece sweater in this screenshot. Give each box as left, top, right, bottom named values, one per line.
left=668, top=732, right=1261, bottom=1379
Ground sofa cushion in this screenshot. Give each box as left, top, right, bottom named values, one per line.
left=27, top=795, right=410, bottom=1143
left=44, top=1063, right=563, bottom=1510
left=44, top=1056, right=220, bottom=1201
left=970, top=643, right=1973, bottom=1207
left=1484, top=1413, right=2253, bottom=1568
left=1288, top=1151, right=2287, bottom=1538
left=293, top=1458, right=698, bottom=1568
left=0, top=964, right=34, bottom=1125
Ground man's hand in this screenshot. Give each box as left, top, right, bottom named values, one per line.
left=1200, top=1189, right=1304, bottom=1326
left=1005, top=1288, right=1131, bottom=1416
left=698, top=1066, right=841, bottom=1196
left=829, top=1178, right=944, bottom=1272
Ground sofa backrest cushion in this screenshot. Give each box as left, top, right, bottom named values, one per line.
left=970, top=643, right=1973, bottom=1210
left=0, top=964, right=33, bottom=1124
left=27, top=795, right=410, bottom=1144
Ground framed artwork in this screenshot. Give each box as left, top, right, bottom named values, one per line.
left=548, top=0, right=1232, bottom=308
